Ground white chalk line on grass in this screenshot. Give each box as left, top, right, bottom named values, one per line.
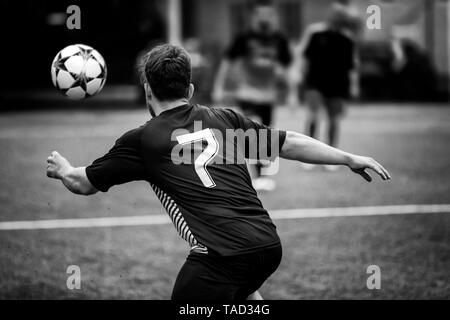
left=0, top=204, right=449, bottom=231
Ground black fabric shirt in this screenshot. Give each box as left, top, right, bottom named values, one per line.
left=86, top=104, right=286, bottom=256
left=304, top=29, right=355, bottom=98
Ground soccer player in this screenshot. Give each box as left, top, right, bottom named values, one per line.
left=292, top=1, right=360, bottom=170
left=46, top=44, right=390, bottom=301
left=212, top=0, right=292, bottom=191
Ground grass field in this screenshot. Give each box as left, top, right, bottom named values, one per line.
left=0, top=104, right=449, bottom=299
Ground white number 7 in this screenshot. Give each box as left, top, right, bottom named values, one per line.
left=176, top=128, right=219, bottom=188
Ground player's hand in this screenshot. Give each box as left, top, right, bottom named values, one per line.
left=46, top=151, right=71, bottom=180
left=347, top=155, right=391, bottom=182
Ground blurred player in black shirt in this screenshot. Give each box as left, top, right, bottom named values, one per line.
left=47, top=44, right=390, bottom=301
left=292, top=1, right=360, bottom=170
left=212, top=0, right=292, bottom=191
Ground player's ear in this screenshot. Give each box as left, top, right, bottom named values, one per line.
left=187, top=83, right=194, bottom=100
left=144, top=82, right=153, bottom=99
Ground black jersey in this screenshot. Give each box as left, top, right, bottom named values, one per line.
left=86, top=104, right=286, bottom=256
left=304, top=29, right=355, bottom=98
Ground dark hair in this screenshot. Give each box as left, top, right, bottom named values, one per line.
left=251, top=0, right=274, bottom=10
left=139, top=44, right=191, bottom=101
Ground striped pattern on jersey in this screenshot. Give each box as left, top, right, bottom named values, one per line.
left=150, top=183, right=208, bottom=254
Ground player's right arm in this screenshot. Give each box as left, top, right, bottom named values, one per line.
left=46, top=151, right=98, bottom=195
left=46, top=128, right=146, bottom=194
left=280, top=131, right=391, bottom=182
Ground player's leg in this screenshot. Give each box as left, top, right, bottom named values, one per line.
left=324, top=97, right=344, bottom=147
left=323, top=97, right=344, bottom=171
left=173, top=245, right=282, bottom=301
left=304, top=89, right=322, bottom=139
left=171, top=253, right=239, bottom=301
left=235, top=245, right=283, bottom=300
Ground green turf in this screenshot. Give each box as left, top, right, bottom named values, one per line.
left=0, top=104, right=449, bottom=299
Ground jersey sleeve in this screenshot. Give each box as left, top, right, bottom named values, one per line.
left=215, top=108, right=287, bottom=161
left=85, top=128, right=147, bottom=192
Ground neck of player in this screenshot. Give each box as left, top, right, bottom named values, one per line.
left=150, top=98, right=189, bottom=117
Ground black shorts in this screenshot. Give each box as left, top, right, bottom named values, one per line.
left=304, top=73, right=350, bottom=99
left=171, top=244, right=282, bottom=301
left=303, top=89, right=345, bottom=117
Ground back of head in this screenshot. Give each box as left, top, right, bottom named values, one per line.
left=327, top=1, right=361, bottom=34
left=250, top=0, right=279, bottom=34
left=139, top=44, right=191, bottom=101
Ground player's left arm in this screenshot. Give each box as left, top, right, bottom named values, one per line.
left=46, top=151, right=98, bottom=195
left=280, top=131, right=391, bottom=182
left=220, top=109, right=389, bottom=181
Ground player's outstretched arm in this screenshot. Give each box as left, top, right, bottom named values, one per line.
left=46, top=151, right=98, bottom=195
left=280, top=131, right=391, bottom=182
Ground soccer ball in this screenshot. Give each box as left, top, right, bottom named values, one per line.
left=51, top=44, right=107, bottom=100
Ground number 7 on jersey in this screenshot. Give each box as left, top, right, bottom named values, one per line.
left=176, top=128, right=219, bottom=188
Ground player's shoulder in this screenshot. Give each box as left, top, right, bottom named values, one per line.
left=191, top=103, right=227, bottom=115
left=115, top=125, right=146, bottom=147
left=205, top=105, right=241, bottom=121
left=194, top=104, right=243, bottom=128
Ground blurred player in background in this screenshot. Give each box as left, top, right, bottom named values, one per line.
left=212, top=0, right=292, bottom=191
left=291, top=1, right=361, bottom=171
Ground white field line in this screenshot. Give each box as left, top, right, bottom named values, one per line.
left=0, top=204, right=449, bottom=231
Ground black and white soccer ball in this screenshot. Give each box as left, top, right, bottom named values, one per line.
left=51, top=44, right=107, bottom=100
